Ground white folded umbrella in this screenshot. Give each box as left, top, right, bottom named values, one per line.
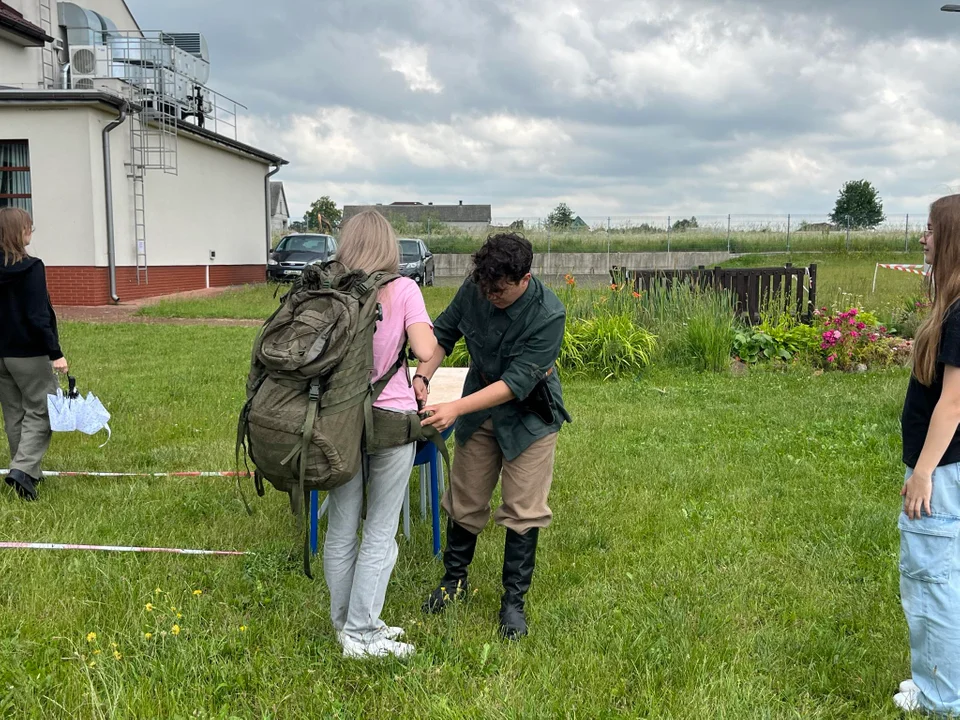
left=47, top=376, right=111, bottom=447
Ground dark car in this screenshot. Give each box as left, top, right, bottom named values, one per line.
left=267, top=234, right=338, bottom=281
left=398, top=238, right=435, bottom=286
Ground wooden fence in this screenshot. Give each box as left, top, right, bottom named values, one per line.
left=610, top=264, right=818, bottom=324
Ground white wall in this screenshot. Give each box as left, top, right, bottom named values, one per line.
left=0, top=105, right=98, bottom=265
left=2, top=103, right=272, bottom=269
left=101, top=125, right=271, bottom=268
left=0, top=40, right=40, bottom=87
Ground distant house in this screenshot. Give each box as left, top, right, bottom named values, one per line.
left=270, top=181, right=289, bottom=233
left=343, top=201, right=491, bottom=233
left=570, top=216, right=589, bottom=230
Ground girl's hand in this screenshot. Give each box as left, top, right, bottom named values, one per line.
left=902, top=470, right=933, bottom=520
left=52, top=357, right=68, bottom=374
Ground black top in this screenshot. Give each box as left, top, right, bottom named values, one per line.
left=0, top=257, right=63, bottom=360
left=902, top=303, right=960, bottom=468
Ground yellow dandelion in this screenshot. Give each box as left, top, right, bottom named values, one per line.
left=154, top=587, right=162, bottom=594
left=86, top=632, right=96, bottom=643
left=144, top=633, right=153, bottom=640
left=110, top=643, right=117, bottom=649
left=176, top=613, right=182, bottom=620
left=145, top=603, right=154, bottom=612
left=88, top=661, right=96, bottom=668
left=171, top=624, right=181, bottom=636
left=239, top=625, right=247, bottom=632
left=92, top=650, right=101, bottom=656
left=170, top=606, right=177, bottom=613
left=192, top=589, right=203, bottom=597
left=113, top=651, right=122, bottom=661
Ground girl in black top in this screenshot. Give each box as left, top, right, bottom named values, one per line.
left=895, top=194, right=960, bottom=714
left=0, top=208, right=68, bottom=501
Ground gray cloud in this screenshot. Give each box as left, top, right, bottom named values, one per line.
left=124, top=0, right=960, bottom=218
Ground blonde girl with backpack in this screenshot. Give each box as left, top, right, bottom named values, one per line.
left=322, top=210, right=438, bottom=659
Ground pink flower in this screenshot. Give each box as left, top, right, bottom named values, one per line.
left=827, top=354, right=836, bottom=363
left=850, top=308, right=859, bottom=316
left=879, top=326, right=887, bottom=334
left=850, top=331, right=860, bottom=339
left=848, top=318, right=856, bottom=326
left=856, top=322, right=866, bottom=330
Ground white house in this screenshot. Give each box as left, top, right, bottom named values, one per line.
left=0, top=0, right=287, bottom=305
left=270, top=181, right=289, bottom=234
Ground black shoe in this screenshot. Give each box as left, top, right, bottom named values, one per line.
left=5, top=469, right=38, bottom=502
left=499, top=528, right=540, bottom=640
left=423, top=519, right=478, bottom=614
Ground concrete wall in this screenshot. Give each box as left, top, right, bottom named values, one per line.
left=1, top=106, right=100, bottom=266
left=434, top=251, right=736, bottom=278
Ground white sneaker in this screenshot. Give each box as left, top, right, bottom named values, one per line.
left=893, top=689, right=922, bottom=713
left=899, top=678, right=919, bottom=694
left=340, top=634, right=415, bottom=659
left=335, top=625, right=404, bottom=646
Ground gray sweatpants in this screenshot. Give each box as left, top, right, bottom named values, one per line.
left=323, top=442, right=416, bottom=642
left=0, top=357, right=57, bottom=479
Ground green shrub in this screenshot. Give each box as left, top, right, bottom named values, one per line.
left=559, top=314, right=656, bottom=379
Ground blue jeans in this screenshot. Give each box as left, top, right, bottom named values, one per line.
left=323, top=443, right=415, bottom=642
left=901, top=463, right=960, bottom=714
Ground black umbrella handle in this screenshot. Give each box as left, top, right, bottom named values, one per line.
left=67, top=375, right=79, bottom=399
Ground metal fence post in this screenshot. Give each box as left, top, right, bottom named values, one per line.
left=786, top=213, right=791, bottom=253
left=727, top=213, right=731, bottom=253
left=905, top=213, right=910, bottom=253
left=845, top=216, right=851, bottom=251
left=667, top=215, right=671, bottom=253
left=606, top=216, right=611, bottom=272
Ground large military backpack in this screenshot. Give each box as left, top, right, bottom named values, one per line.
left=236, top=261, right=448, bottom=576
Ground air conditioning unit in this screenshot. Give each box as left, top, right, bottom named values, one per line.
left=69, top=45, right=111, bottom=90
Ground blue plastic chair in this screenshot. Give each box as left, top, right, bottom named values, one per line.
left=309, top=426, right=454, bottom=558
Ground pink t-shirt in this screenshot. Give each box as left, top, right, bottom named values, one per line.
left=372, top=278, right=432, bottom=412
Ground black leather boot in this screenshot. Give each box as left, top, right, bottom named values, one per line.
left=499, top=527, right=539, bottom=640
left=423, top=519, right=478, bottom=613
left=5, top=469, right=38, bottom=501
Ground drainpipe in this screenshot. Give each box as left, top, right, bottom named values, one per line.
left=265, top=163, right=281, bottom=262
left=102, top=103, right=128, bottom=303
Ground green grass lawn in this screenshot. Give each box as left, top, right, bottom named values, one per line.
left=0, top=321, right=915, bottom=718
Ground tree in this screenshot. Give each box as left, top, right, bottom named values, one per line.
left=672, top=216, right=699, bottom=232
left=546, top=202, right=575, bottom=230
left=829, top=180, right=885, bottom=229
left=303, top=196, right=342, bottom=232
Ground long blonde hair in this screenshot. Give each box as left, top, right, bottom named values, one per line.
left=336, top=210, right=399, bottom=275
left=913, top=194, right=960, bottom=385
left=0, top=207, right=31, bottom=266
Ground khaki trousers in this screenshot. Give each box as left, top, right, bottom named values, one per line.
left=441, top=419, right=559, bottom=535
left=0, top=357, right=57, bottom=479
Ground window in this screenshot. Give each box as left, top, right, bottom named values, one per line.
left=0, top=140, right=31, bottom=215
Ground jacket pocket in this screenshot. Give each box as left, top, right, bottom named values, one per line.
left=899, top=513, right=960, bottom=584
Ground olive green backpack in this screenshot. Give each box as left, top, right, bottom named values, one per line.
left=236, top=261, right=449, bottom=576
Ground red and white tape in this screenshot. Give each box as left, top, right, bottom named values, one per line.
left=0, top=470, right=251, bottom=478
left=0, top=471, right=252, bottom=556
left=873, top=263, right=930, bottom=292
left=0, top=542, right=247, bottom=556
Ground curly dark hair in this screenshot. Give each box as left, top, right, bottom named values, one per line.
left=470, top=232, right=533, bottom=296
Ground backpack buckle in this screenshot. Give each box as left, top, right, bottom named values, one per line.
left=308, top=379, right=320, bottom=401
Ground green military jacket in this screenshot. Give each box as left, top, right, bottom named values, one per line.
left=433, top=276, right=571, bottom=461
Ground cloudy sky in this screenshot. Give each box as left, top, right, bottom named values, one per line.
left=126, top=0, right=960, bottom=223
